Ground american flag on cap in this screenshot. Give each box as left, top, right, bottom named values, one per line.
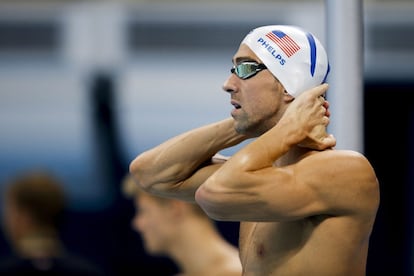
left=266, top=30, right=301, bottom=57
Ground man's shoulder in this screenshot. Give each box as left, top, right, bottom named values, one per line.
left=311, top=148, right=377, bottom=184
left=312, top=149, right=379, bottom=214
left=315, top=148, right=366, bottom=158
left=309, top=148, right=373, bottom=169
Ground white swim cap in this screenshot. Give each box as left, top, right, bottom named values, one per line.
left=242, top=25, right=330, bottom=97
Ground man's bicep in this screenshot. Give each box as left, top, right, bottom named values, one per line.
left=204, top=159, right=332, bottom=221
left=195, top=164, right=319, bottom=221
left=251, top=166, right=326, bottom=221
left=196, top=152, right=346, bottom=221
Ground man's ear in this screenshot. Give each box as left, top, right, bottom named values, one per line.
left=283, top=90, right=295, bottom=103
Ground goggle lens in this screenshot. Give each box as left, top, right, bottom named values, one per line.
left=230, top=62, right=267, bottom=80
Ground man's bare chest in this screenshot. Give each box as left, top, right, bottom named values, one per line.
left=238, top=220, right=315, bottom=270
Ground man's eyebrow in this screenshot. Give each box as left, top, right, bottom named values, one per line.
left=233, top=57, right=256, bottom=64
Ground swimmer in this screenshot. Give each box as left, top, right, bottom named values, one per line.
left=0, top=170, right=104, bottom=276
left=122, top=174, right=242, bottom=276
left=129, top=25, right=380, bottom=275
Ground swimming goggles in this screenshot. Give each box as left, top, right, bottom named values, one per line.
left=230, top=61, right=267, bottom=80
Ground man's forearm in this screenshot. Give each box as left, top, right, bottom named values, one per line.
left=220, top=119, right=297, bottom=174
left=129, top=118, right=247, bottom=190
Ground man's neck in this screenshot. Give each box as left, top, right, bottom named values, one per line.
left=15, top=229, right=63, bottom=259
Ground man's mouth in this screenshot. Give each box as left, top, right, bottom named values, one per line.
left=231, top=100, right=241, bottom=109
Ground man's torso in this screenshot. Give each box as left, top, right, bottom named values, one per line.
left=239, top=214, right=370, bottom=276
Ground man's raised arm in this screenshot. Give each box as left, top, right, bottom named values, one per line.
left=129, top=118, right=247, bottom=201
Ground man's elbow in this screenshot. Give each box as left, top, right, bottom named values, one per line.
left=129, top=156, right=141, bottom=176
left=129, top=156, right=152, bottom=191
left=195, top=184, right=231, bottom=221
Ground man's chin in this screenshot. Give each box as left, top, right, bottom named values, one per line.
left=144, top=243, right=164, bottom=255
left=234, top=124, right=245, bottom=135
left=146, top=247, right=164, bottom=256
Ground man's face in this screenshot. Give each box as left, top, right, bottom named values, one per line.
left=131, top=195, right=176, bottom=255
left=223, top=44, right=286, bottom=137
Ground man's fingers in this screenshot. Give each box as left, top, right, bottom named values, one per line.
left=322, top=134, right=337, bottom=148
left=309, top=83, right=329, bottom=98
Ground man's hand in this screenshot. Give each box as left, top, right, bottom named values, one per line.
left=282, top=83, right=336, bottom=150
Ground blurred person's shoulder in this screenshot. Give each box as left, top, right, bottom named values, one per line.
left=0, top=253, right=105, bottom=276
left=53, top=252, right=106, bottom=276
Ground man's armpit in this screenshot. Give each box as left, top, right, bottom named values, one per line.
left=212, top=153, right=230, bottom=164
